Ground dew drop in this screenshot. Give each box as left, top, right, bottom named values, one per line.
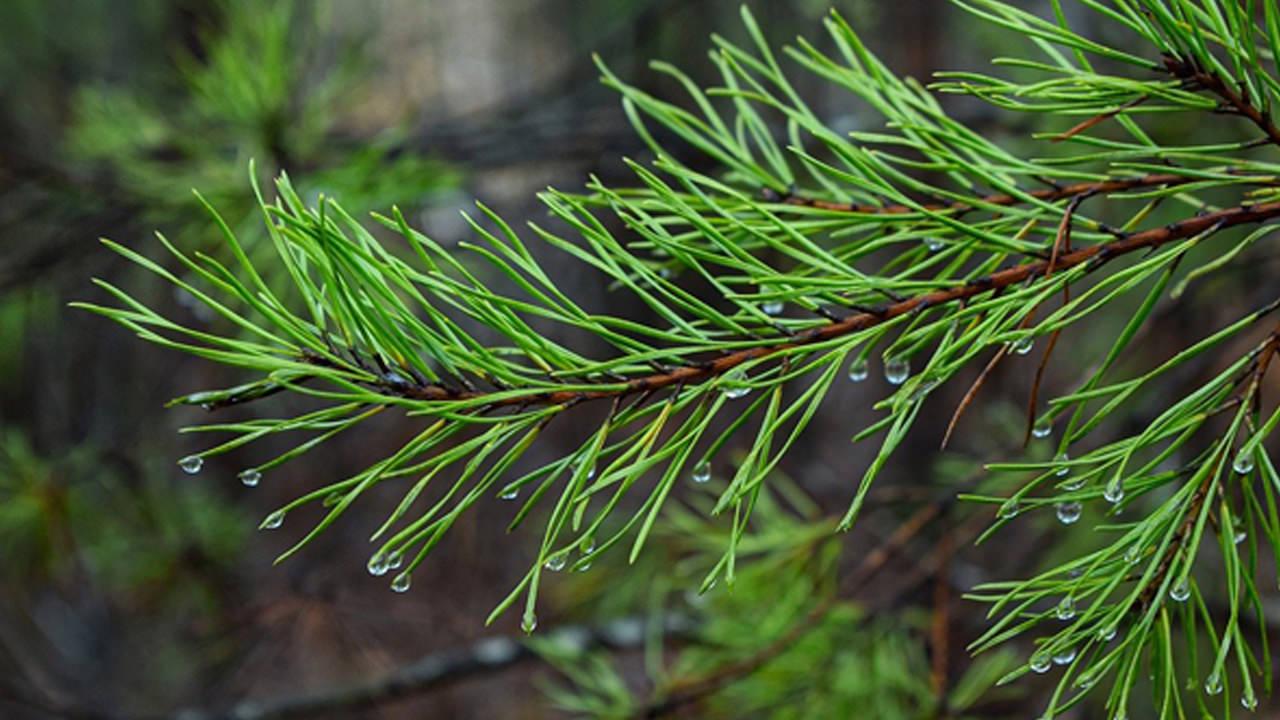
left=1242, top=689, right=1257, bottom=711
left=178, top=455, right=204, bottom=475
left=1169, top=578, right=1191, bottom=602
left=367, top=554, right=389, bottom=577
left=1055, top=596, right=1076, bottom=621
left=692, top=461, right=712, bottom=484
left=238, top=469, right=261, bottom=487
left=1124, top=546, right=1142, bottom=566
left=722, top=369, right=750, bottom=399
left=1234, top=530, right=1247, bottom=545
left=1054, top=453, right=1070, bottom=477
left=923, top=236, right=944, bottom=252
left=1032, top=419, right=1053, bottom=439
left=387, top=551, right=404, bottom=571
left=390, top=573, right=411, bottom=593
left=1013, top=336, right=1034, bottom=355
left=847, top=358, right=869, bottom=383
left=1233, top=451, right=1255, bottom=475
left=1029, top=653, right=1052, bottom=674
left=1052, top=647, right=1077, bottom=666
left=1055, top=501, right=1082, bottom=525
left=762, top=300, right=784, bottom=316
left=574, top=559, right=593, bottom=572
left=544, top=554, right=567, bottom=572
left=1204, top=672, right=1222, bottom=696
left=580, top=536, right=596, bottom=554
left=1098, top=625, right=1117, bottom=642
left=884, top=357, right=910, bottom=385
left=260, top=510, right=285, bottom=530
left=521, top=612, right=538, bottom=634
left=1103, top=478, right=1125, bottom=504
left=1061, top=476, right=1085, bottom=491
left=998, top=499, right=1021, bottom=519
left=499, top=486, right=519, bottom=500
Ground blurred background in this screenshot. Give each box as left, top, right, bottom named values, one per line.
left=4, top=1, right=1273, bottom=718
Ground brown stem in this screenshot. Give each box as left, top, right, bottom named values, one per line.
left=1165, top=55, right=1280, bottom=147
left=778, top=172, right=1198, bottom=215
left=348, top=199, right=1280, bottom=410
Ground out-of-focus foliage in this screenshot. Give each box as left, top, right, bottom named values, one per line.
left=67, top=0, right=457, bottom=258
left=532, top=480, right=1021, bottom=718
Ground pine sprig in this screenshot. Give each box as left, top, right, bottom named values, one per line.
left=81, top=2, right=1280, bottom=715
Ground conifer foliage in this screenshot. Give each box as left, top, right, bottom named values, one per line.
left=82, top=2, right=1280, bottom=715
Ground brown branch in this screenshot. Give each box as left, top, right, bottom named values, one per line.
left=351, top=199, right=1280, bottom=410
left=168, top=615, right=694, bottom=720
left=777, top=172, right=1197, bottom=215
left=942, top=344, right=1008, bottom=450
left=1165, top=55, right=1280, bottom=147
left=1051, top=96, right=1149, bottom=142
left=1136, top=326, right=1280, bottom=612
left=1022, top=193, right=1087, bottom=445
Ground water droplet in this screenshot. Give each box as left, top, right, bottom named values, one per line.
left=1055, top=596, right=1076, bottom=620
left=521, top=612, right=537, bottom=634
left=1242, top=689, right=1257, bottom=711
left=1055, top=501, right=1082, bottom=525
left=368, top=554, right=389, bottom=576
left=580, top=536, right=596, bottom=554
left=544, top=554, right=567, bottom=572
left=722, top=369, right=750, bottom=399
left=923, top=236, right=944, bottom=252
left=260, top=510, right=284, bottom=530
left=1032, top=419, right=1053, bottom=439
left=1068, top=566, right=1084, bottom=579
left=238, top=469, right=261, bottom=487
left=762, top=300, right=784, bottom=316
left=998, top=499, right=1021, bottom=519
left=575, top=560, right=592, bottom=572
left=391, top=573, right=411, bottom=593
left=1169, top=578, right=1190, bottom=602
left=1054, top=453, right=1070, bottom=476
left=499, top=486, right=519, bottom=500
left=1103, top=478, right=1124, bottom=504
left=1052, top=647, right=1077, bottom=665
left=1124, top=546, right=1142, bottom=565
left=692, top=461, right=711, bottom=484
left=178, top=455, right=204, bottom=474
left=1098, top=625, right=1117, bottom=642
left=387, top=551, right=404, bottom=570
left=1029, top=653, right=1051, bottom=674
left=847, top=358, right=869, bottom=383
left=1234, top=451, right=1255, bottom=475
left=1234, top=530, right=1247, bottom=545
left=1204, top=672, right=1222, bottom=696
left=1061, top=476, right=1085, bottom=491
left=884, top=357, right=910, bottom=385
left=1013, top=336, right=1034, bottom=355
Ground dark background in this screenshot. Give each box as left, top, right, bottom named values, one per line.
left=4, top=1, right=1271, bottom=718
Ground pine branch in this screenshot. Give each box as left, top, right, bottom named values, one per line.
left=343, top=198, right=1280, bottom=410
